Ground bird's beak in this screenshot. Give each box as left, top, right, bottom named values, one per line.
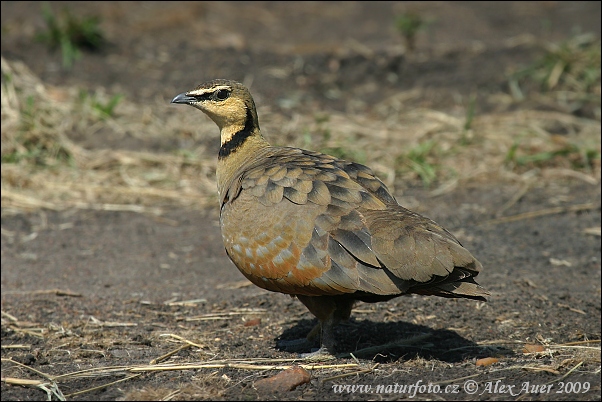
left=171, top=92, right=197, bottom=104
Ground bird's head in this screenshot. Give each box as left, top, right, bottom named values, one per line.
left=171, top=79, right=260, bottom=144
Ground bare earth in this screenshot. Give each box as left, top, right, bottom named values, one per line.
left=1, top=2, right=601, bottom=401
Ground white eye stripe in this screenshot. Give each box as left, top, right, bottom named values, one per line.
left=189, top=85, right=232, bottom=97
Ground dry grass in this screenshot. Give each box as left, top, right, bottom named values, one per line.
left=1, top=57, right=218, bottom=214
left=2, top=307, right=599, bottom=400
left=1, top=51, right=600, bottom=216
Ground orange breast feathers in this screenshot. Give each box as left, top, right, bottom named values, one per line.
left=221, top=195, right=338, bottom=295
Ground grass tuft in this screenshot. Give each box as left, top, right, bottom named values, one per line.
left=395, top=12, right=431, bottom=52
left=506, top=140, right=600, bottom=171
left=36, top=2, right=106, bottom=69
left=397, top=140, right=438, bottom=187
left=508, top=33, right=601, bottom=119
left=79, top=90, right=123, bottom=119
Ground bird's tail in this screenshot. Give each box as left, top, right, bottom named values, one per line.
left=413, top=277, right=489, bottom=301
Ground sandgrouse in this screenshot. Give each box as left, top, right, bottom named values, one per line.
left=172, top=79, right=488, bottom=357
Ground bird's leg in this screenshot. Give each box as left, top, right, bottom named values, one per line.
left=295, top=295, right=354, bottom=358
left=276, top=295, right=330, bottom=353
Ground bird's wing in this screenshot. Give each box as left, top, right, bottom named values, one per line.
left=220, top=147, right=487, bottom=300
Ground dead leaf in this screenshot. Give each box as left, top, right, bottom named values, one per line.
left=523, top=344, right=546, bottom=353
left=244, top=318, right=261, bottom=327
left=254, top=365, right=311, bottom=393
left=476, top=357, right=499, bottom=367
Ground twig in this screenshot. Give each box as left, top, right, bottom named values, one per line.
left=87, top=316, right=137, bottom=327
left=1, top=344, right=31, bottom=350
left=165, top=299, right=207, bottom=306
left=184, top=310, right=267, bottom=321
left=2, top=289, right=82, bottom=297
left=555, top=340, right=600, bottom=346
left=544, top=361, right=584, bottom=386
left=1, top=310, right=19, bottom=321
left=129, top=362, right=358, bottom=372
left=1, top=358, right=56, bottom=381
left=63, top=374, right=141, bottom=398
left=150, top=344, right=191, bottom=365
left=5, top=326, right=45, bottom=338
left=37, top=381, right=66, bottom=401
left=51, top=366, right=132, bottom=380
left=321, top=363, right=379, bottom=382
left=160, top=333, right=206, bottom=349
left=522, top=366, right=560, bottom=375
left=3, top=378, right=46, bottom=386
left=482, top=203, right=598, bottom=225
left=161, top=389, right=182, bottom=401
left=583, top=227, right=601, bottom=236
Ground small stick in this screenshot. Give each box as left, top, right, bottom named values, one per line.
left=130, top=362, right=358, bottom=372
left=1, top=358, right=56, bottom=381
left=322, top=363, right=379, bottom=382
left=2, top=289, right=82, bottom=297
left=3, top=378, right=45, bottom=386
left=150, top=344, right=191, bottom=365
left=555, top=340, right=600, bottom=346
left=544, top=361, right=584, bottom=386
left=1, top=344, right=31, bottom=350
left=482, top=203, right=597, bottom=225
left=64, top=374, right=141, bottom=398
left=161, top=333, right=206, bottom=349
left=1, top=311, right=19, bottom=321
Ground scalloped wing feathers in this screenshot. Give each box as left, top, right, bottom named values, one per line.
left=219, top=147, right=488, bottom=300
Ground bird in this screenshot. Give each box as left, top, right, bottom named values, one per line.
left=171, top=79, right=489, bottom=357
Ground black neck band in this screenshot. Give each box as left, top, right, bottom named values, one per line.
left=218, top=108, right=256, bottom=159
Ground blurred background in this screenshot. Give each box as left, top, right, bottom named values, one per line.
left=1, top=1, right=600, bottom=212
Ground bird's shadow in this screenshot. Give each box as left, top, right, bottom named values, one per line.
left=276, top=318, right=512, bottom=363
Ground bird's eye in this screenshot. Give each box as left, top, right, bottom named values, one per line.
left=214, top=89, right=230, bottom=101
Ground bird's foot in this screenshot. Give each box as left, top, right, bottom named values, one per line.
left=300, top=346, right=337, bottom=361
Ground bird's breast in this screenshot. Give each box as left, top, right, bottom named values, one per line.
left=220, top=193, right=332, bottom=295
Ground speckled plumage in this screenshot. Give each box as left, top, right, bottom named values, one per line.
left=172, top=80, right=488, bottom=356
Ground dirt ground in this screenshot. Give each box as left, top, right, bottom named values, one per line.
left=1, top=2, right=601, bottom=401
